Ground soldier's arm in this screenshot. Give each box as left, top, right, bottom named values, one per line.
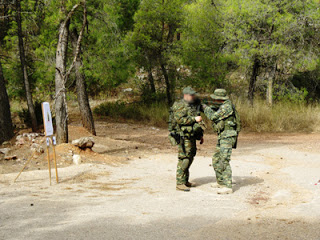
left=204, top=102, right=233, bottom=122
left=174, top=105, right=196, bottom=126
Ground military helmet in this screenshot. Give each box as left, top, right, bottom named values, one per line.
left=183, top=86, right=197, bottom=95
left=210, top=89, right=229, bottom=100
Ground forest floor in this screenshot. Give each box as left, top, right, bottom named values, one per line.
left=1, top=121, right=320, bottom=239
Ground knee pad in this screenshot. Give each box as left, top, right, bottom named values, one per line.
left=181, top=158, right=190, bottom=171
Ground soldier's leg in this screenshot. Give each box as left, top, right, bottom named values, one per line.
left=212, top=139, right=224, bottom=185
left=177, top=158, right=189, bottom=185
left=185, top=138, right=196, bottom=183
left=177, top=137, right=196, bottom=185
left=219, top=137, right=236, bottom=188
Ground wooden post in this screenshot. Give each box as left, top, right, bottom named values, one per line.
left=14, top=102, right=58, bottom=185
left=46, top=138, right=51, bottom=186
left=14, top=152, right=36, bottom=182
left=42, top=102, right=55, bottom=185
left=52, top=136, right=59, bottom=183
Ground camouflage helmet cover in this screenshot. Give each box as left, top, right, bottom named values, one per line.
left=182, top=86, right=197, bottom=95
left=210, top=89, right=229, bottom=100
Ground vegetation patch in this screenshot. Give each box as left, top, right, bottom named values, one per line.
left=94, top=99, right=320, bottom=133
left=94, top=101, right=169, bottom=128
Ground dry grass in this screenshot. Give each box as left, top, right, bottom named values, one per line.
left=235, top=99, right=320, bottom=132
left=94, top=99, right=320, bottom=133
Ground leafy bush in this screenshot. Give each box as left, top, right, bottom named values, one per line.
left=94, top=101, right=169, bottom=127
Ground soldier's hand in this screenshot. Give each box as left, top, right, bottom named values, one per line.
left=201, top=104, right=208, bottom=111
left=200, top=137, right=204, bottom=145
left=195, top=116, right=202, bottom=122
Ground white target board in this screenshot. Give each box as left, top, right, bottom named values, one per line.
left=42, top=102, right=54, bottom=136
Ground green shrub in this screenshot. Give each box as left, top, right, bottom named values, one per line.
left=94, top=101, right=169, bottom=127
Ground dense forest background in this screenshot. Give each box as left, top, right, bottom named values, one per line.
left=1, top=0, right=320, bottom=144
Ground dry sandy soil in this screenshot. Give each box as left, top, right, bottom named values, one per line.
left=1, top=121, right=320, bottom=240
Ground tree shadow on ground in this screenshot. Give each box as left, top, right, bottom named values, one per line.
left=192, top=175, right=264, bottom=192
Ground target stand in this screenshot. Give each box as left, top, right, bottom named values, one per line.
left=14, top=102, right=59, bottom=185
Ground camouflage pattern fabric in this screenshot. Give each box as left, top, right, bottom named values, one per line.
left=204, top=99, right=233, bottom=123
left=177, top=137, right=196, bottom=184
left=204, top=99, right=238, bottom=189
left=212, top=136, right=236, bottom=188
left=172, top=99, right=201, bottom=185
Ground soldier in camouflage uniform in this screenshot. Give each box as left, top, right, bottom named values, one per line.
left=169, top=87, right=204, bottom=192
left=202, top=89, right=240, bottom=194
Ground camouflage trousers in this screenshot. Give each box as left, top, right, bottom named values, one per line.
left=212, top=136, right=236, bottom=188
left=176, top=136, right=196, bottom=185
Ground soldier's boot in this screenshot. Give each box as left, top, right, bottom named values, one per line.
left=176, top=184, right=190, bottom=192
left=186, top=182, right=195, bottom=188
left=217, top=187, right=233, bottom=194
left=211, top=182, right=223, bottom=188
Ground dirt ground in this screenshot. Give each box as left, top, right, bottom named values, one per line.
left=1, top=121, right=320, bottom=240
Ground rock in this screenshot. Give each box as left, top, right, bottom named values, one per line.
left=16, top=135, right=26, bottom=146
left=72, top=137, right=95, bottom=149
left=28, top=133, right=40, bottom=141
left=22, top=133, right=40, bottom=141
left=123, top=88, right=133, bottom=92
left=16, top=133, right=41, bottom=145
left=16, top=135, right=23, bottom=140
left=31, top=143, right=44, bottom=153
left=5, top=155, right=17, bottom=160
left=73, top=154, right=82, bottom=165
left=0, top=148, right=10, bottom=155
left=2, top=141, right=10, bottom=146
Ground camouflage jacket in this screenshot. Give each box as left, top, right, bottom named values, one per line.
left=204, top=99, right=238, bottom=138
left=172, top=99, right=202, bottom=138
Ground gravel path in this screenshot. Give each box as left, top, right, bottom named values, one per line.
left=1, top=123, right=320, bottom=239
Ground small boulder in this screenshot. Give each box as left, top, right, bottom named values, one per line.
left=5, top=155, right=17, bottom=160
left=0, top=148, right=10, bottom=155
left=73, top=154, right=82, bottom=165
left=16, top=135, right=23, bottom=140
left=31, top=143, right=44, bottom=153
left=2, top=141, right=10, bottom=146
left=16, top=135, right=26, bottom=146
left=72, top=137, right=95, bottom=149
left=28, top=133, right=40, bottom=141
left=123, top=88, right=133, bottom=92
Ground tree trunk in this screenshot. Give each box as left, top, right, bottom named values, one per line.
left=266, top=63, right=277, bottom=106
left=16, top=0, right=37, bottom=131
left=55, top=19, right=70, bottom=144
left=248, top=57, right=260, bottom=106
left=267, top=77, right=273, bottom=106
left=55, top=3, right=86, bottom=144
left=0, top=61, right=14, bottom=144
left=147, top=66, right=156, bottom=93
left=71, top=28, right=96, bottom=136
left=168, top=66, right=177, bottom=102
left=160, top=63, right=172, bottom=105
left=166, top=25, right=176, bottom=103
